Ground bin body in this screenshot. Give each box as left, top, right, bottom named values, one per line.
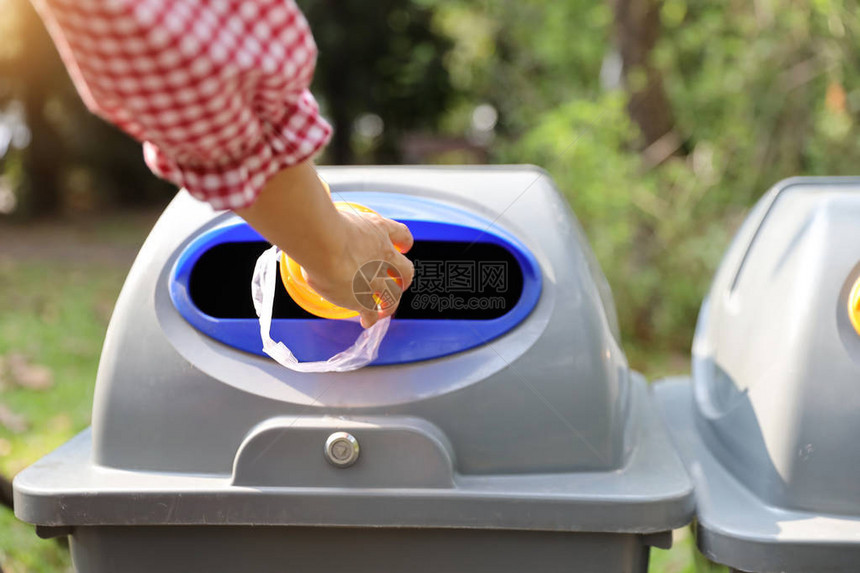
left=69, top=527, right=653, bottom=573
left=15, top=166, right=693, bottom=573
left=654, top=177, right=860, bottom=573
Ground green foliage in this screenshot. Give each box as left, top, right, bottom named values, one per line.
left=436, top=0, right=860, bottom=365
left=430, top=0, right=612, bottom=134
left=302, top=0, right=454, bottom=163
left=502, top=92, right=734, bottom=355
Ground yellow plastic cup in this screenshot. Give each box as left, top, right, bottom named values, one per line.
left=279, top=201, right=379, bottom=320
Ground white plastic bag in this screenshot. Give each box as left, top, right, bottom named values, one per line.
left=251, top=245, right=389, bottom=372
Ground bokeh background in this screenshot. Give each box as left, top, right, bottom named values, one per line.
left=1, top=0, right=858, bottom=571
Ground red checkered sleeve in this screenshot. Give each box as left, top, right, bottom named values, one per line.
left=31, top=0, right=332, bottom=210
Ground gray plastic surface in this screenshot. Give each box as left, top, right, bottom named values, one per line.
left=15, top=375, right=690, bottom=531
left=14, top=167, right=692, bottom=567
left=655, top=379, right=860, bottom=573
left=654, top=177, right=860, bottom=572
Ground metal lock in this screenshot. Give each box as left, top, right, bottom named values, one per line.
left=324, top=432, right=360, bottom=468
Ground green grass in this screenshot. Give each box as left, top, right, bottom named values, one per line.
left=0, top=259, right=128, bottom=573
left=650, top=528, right=728, bottom=573
left=0, top=216, right=725, bottom=573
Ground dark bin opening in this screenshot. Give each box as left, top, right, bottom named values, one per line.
left=188, top=240, right=524, bottom=320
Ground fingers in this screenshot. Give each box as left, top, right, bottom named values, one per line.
left=358, top=266, right=408, bottom=328
left=372, top=273, right=403, bottom=316
left=358, top=291, right=398, bottom=328
left=336, top=212, right=414, bottom=329
left=390, top=251, right=414, bottom=292
left=360, top=220, right=413, bottom=330
left=383, top=218, right=414, bottom=254
left=359, top=308, right=380, bottom=329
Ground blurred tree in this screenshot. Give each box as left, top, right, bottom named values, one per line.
left=611, top=0, right=684, bottom=160
left=0, top=0, right=174, bottom=219
left=302, top=0, right=454, bottom=164
left=0, top=0, right=65, bottom=218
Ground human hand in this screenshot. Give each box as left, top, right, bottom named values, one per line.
left=301, top=207, right=414, bottom=328
left=235, top=160, right=414, bottom=328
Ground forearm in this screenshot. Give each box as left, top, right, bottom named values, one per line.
left=234, top=161, right=344, bottom=275
left=235, top=159, right=414, bottom=328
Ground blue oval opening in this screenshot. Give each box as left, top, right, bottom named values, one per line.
left=170, top=193, right=542, bottom=365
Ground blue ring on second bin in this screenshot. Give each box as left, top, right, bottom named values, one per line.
left=169, top=192, right=543, bottom=365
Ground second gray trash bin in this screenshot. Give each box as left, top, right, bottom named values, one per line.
left=655, top=177, right=860, bottom=573
left=15, top=166, right=693, bottom=573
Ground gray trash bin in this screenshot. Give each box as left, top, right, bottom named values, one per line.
left=654, top=177, right=860, bottom=573
left=15, top=166, right=693, bottom=573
